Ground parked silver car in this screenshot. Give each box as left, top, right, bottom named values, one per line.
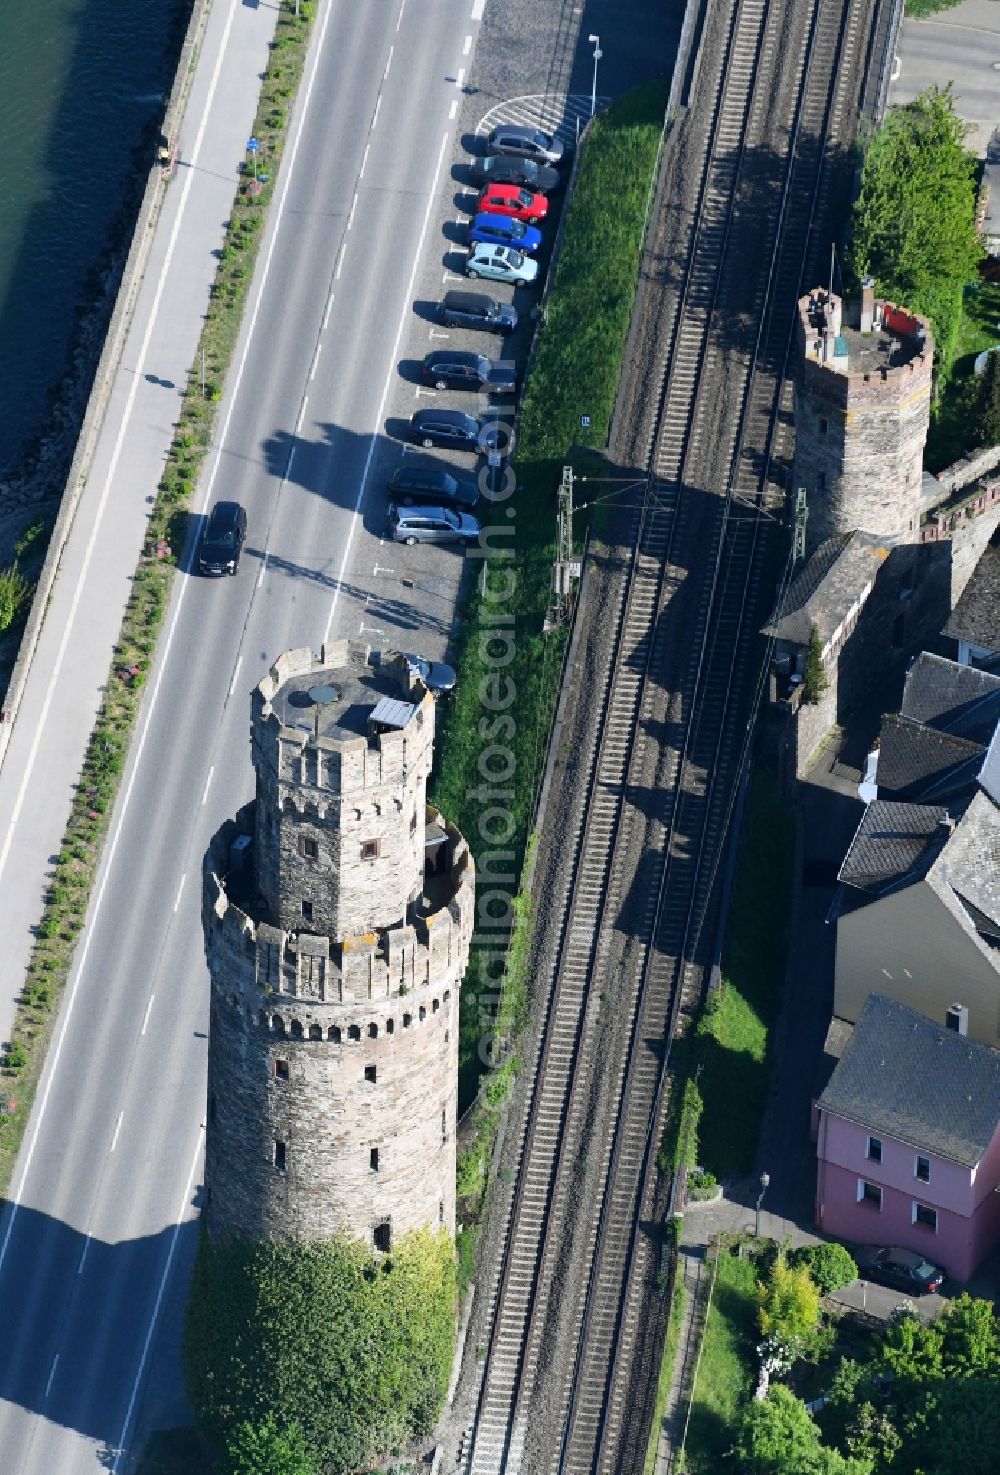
left=466, top=243, right=538, bottom=285
left=388, top=504, right=481, bottom=546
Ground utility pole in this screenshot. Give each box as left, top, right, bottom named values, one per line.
left=546, top=465, right=576, bottom=630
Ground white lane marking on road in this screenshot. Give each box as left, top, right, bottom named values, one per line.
left=228, top=656, right=243, bottom=698
left=372, top=94, right=382, bottom=130
left=384, top=45, right=393, bottom=80
left=0, top=0, right=241, bottom=893
left=110, top=1112, right=124, bottom=1154
left=0, top=0, right=337, bottom=1285
left=110, top=1127, right=204, bottom=1474
left=201, top=765, right=214, bottom=805
left=309, top=345, right=321, bottom=380
left=173, top=874, right=185, bottom=914
left=76, top=1237, right=91, bottom=1275
left=45, top=1355, right=59, bottom=1399
left=323, top=293, right=335, bottom=330
left=456, top=67, right=465, bottom=89
left=335, top=248, right=345, bottom=280
left=348, top=190, right=358, bottom=230
left=449, top=99, right=458, bottom=120
left=463, top=34, right=472, bottom=54
left=396, top=0, right=407, bottom=30
left=471, top=0, right=485, bottom=17
left=256, top=555, right=269, bottom=591
left=360, top=143, right=370, bottom=178
left=323, top=131, right=450, bottom=644
left=141, top=994, right=155, bottom=1036
left=296, top=398, right=308, bottom=432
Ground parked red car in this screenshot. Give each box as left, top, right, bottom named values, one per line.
left=475, top=183, right=548, bottom=224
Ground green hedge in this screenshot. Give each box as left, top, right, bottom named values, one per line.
left=185, top=1227, right=456, bottom=1474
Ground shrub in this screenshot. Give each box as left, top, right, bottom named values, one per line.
left=757, top=1253, right=822, bottom=1362
left=791, top=1242, right=858, bottom=1296
left=186, top=1227, right=456, bottom=1474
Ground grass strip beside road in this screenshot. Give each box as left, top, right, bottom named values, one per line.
left=0, top=0, right=317, bottom=1193
left=693, top=773, right=794, bottom=1179
left=683, top=1244, right=759, bottom=1475
left=434, top=79, right=669, bottom=1117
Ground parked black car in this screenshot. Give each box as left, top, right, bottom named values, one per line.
left=198, top=500, right=247, bottom=575
left=387, top=464, right=479, bottom=510
left=439, top=289, right=517, bottom=334
left=420, top=350, right=516, bottom=393
left=471, top=154, right=561, bottom=194
left=854, top=1246, right=944, bottom=1295
left=408, top=408, right=515, bottom=457
left=487, top=123, right=565, bottom=166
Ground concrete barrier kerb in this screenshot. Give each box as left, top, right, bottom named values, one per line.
left=0, top=0, right=214, bottom=769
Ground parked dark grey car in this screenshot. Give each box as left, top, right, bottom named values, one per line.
left=408, top=408, right=515, bottom=457
left=472, top=154, right=561, bottom=194
left=854, top=1246, right=944, bottom=1295
left=420, top=350, right=516, bottom=393
left=386, top=464, right=479, bottom=510
left=388, top=504, right=481, bottom=546
left=487, top=123, right=565, bottom=166
left=402, top=653, right=457, bottom=693
left=439, top=289, right=517, bottom=334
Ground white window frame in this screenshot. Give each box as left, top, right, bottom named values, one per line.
left=912, top=1200, right=938, bottom=1232
left=857, top=1178, right=882, bottom=1209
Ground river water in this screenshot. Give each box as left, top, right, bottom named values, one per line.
left=0, top=0, right=190, bottom=475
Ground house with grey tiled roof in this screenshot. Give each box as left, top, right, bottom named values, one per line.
left=814, top=992, right=1000, bottom=1280
left=871, top=717, right=985, bottom=804
left=834, top=789, right=1000, bottom=1047
left=899, top=652, right=1000, bottom=741
left=943, top=527, right=1000, bottom=667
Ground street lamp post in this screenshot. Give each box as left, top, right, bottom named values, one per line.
left=755, top=1170, right=770, bottom=1237
left=588, top=34, right=602, bottom=118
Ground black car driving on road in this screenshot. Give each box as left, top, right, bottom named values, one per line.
left=198, top=500, right=247, bottom=575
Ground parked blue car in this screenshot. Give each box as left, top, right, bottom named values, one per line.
left=466, top=211, right=542, bottom=254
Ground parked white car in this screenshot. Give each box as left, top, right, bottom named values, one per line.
left=465, top=243, right=539, bottom=285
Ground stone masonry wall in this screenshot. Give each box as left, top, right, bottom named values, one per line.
left=203, top=809, right=474, bottom=1245
left=251, top=645, right=434, bottom=938
left=795, top=351, right=932, bottom=554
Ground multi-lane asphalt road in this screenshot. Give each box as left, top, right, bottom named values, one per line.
left=0, top=0, right=526, bottom=1465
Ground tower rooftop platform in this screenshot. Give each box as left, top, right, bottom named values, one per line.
left=832, top=322, right=924, bottom=375
left=799, top=286, right=930, bottom=379
left=259, top=643, right=426, bottom=745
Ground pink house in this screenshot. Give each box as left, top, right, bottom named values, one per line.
left=814, top=992, right=1000, bottom=1281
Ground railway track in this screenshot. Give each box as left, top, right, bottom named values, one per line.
left=459, top=0, right=878, bottom=1470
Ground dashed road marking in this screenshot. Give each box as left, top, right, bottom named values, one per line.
left=173, top=875, right=186, bottom=914
left=348, top=191, right=358, bottom=230
left=384, top=46, right=393, bottom=80
left=471, top=0, right=485, bottom=16
left=111, top=1112, right=124, bottom=1154
left=449, top=99, right=458, bottom=120
left=201, top=766, right=214, bottom=805
left=228, top=656, right=243, bottom=698
left=141, top=994, right=155, bottom=1037
left=45, top=1355, right=59, bottom=1398
left=360, top=143, right=370, bottom=178
left=456, top=67, right=465, bottom=89
left=76, top=1238, right=91, bottom=1275
left=323, top=294, right=335, bottom=330
left=463, top=34, right=472, bottom=54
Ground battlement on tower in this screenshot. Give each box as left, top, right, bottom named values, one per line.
left=798, top=286, right=933, bottom=408
left=204, top=804, right=474, bottom=1009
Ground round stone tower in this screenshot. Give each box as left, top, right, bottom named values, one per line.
left=202, top=642, right=474, bottom=1252
left=792, top=284, right=933, bottom=555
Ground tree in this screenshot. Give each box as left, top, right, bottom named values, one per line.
left=791, top=1243, right=858, bottom=1297
left=185, top=1226, right=457, bottom=1474
left=225, top=1415, right=316, bottom=1475
left=976, top=350, right=1000, bottom=447
left=802, top=625, right=828, bottom=705
left=849, top=85, right=982, bottom=380
left=758, top=1253, right=822, bottom=1362
left=737, top=1386, right=873, bottom=1475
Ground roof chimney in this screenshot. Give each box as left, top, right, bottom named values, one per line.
left=860, top=276, right=875, bottom=334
